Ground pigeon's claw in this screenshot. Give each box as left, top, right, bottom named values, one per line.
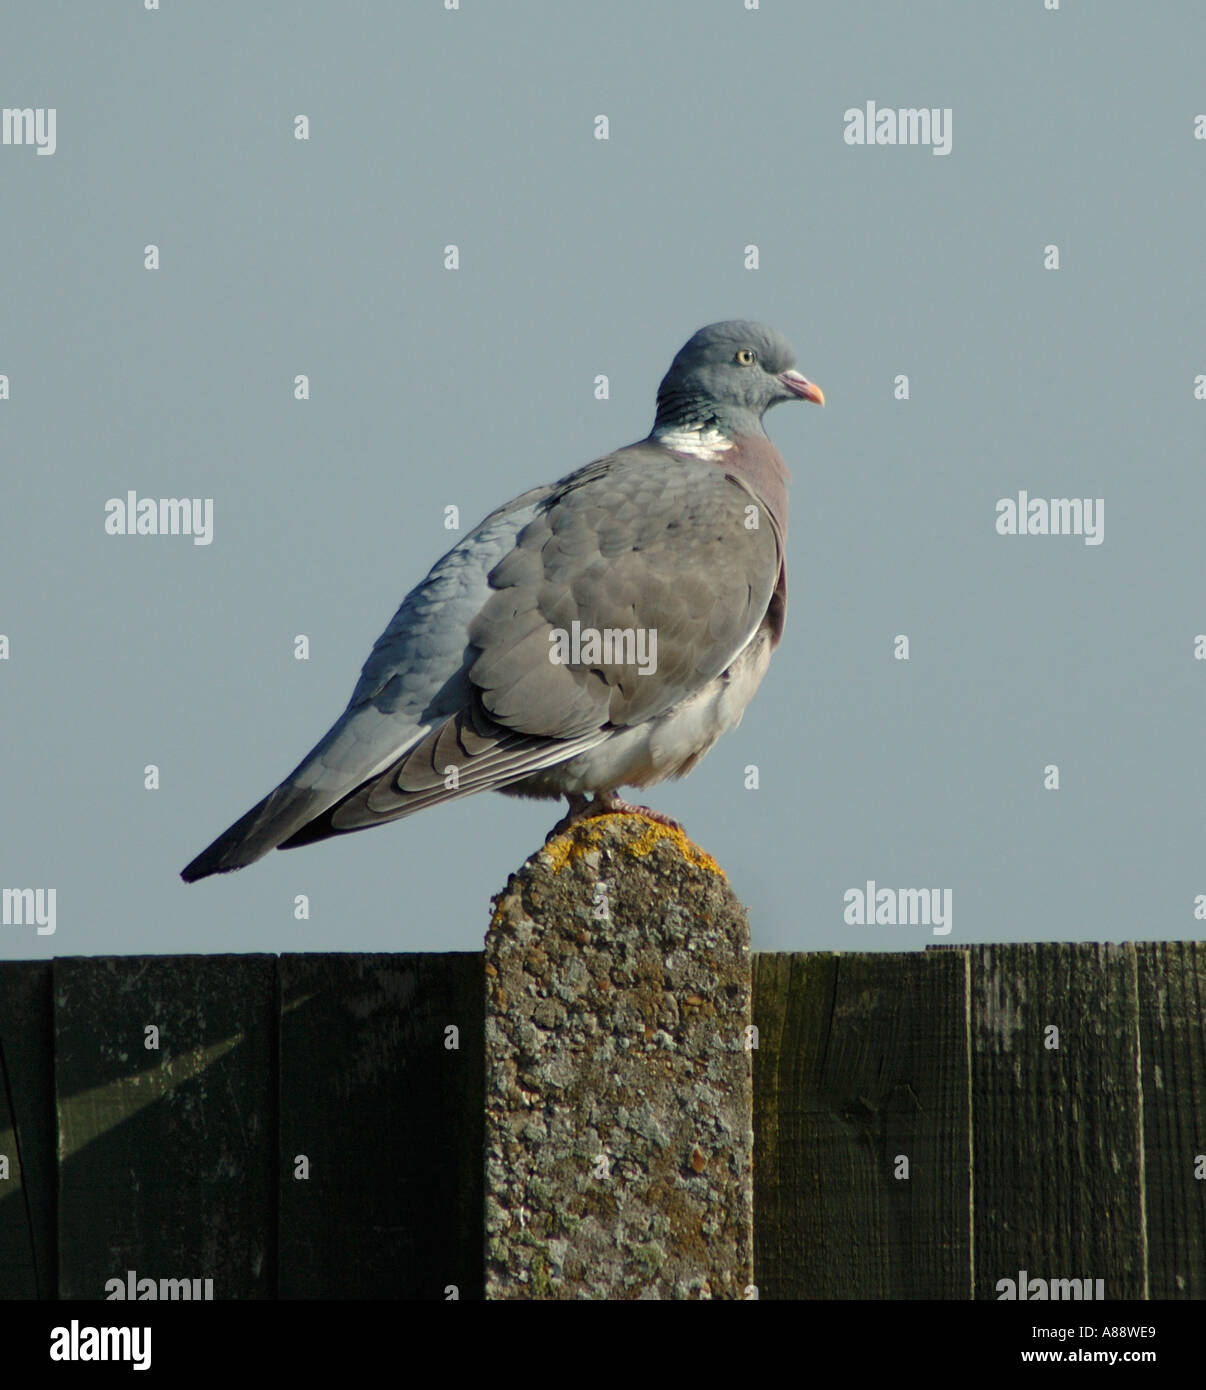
left=594, top=790, right=684, bottom=831
left=545, top=789, right=683, bottom=842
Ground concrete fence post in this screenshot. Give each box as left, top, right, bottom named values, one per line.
left=484, top=814, right=755, bottom=1299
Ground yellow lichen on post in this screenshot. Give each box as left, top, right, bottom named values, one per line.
left=540, top=813, right=726, bottom=879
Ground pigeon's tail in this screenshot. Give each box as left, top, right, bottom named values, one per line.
left=180, top=783, right=328, bottom=882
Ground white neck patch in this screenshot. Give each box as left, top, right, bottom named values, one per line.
left=653, top=423, right=735, bottom=462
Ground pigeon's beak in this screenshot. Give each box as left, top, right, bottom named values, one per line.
left=779, top=369, right=825, bottom=406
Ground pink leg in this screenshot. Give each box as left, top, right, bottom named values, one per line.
left=593, top=788, right=682, bottom=829
left=545, top=789, right=682, bottom=841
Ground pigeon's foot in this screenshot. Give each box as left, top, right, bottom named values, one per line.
left=544, top=789, right=682, bottom=842
left=593, top=788, right=683, bottom=829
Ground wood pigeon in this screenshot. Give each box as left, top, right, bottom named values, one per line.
left=182, top=320, right=823, bottom=880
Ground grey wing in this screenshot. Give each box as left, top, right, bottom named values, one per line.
left=181, top=483, right=592, bottom=878
left=469, top=449, right=784, bottom=732
left=298, top=449, right=783, bottom=835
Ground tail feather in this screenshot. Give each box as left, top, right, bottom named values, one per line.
left=180, top=783, right=328, bottom=882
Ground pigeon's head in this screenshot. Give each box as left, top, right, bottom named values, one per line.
left=654, top=320, right=824, bottom=440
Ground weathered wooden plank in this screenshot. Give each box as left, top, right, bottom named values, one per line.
left=55, top=955, right=276, bottom=1299
left=16, top=941, right=1200, bottom=1302
left=1135, top=941, right=1206, bottom=1298
left=0, top=962, right=55, bottom=1297
left=968, top=943, right=1146, bottom=1299
left=277, top=952, right=483, bottom=1300
left=753, top=950, right=971, bottom=1298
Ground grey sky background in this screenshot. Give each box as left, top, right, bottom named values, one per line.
left=2, top=1, right=1202, bottom=958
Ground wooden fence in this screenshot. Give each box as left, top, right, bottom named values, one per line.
left=1, top=943, right=1202, bottom=1299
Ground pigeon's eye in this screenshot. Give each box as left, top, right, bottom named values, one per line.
left=735, top=348, right=756, bottom=366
